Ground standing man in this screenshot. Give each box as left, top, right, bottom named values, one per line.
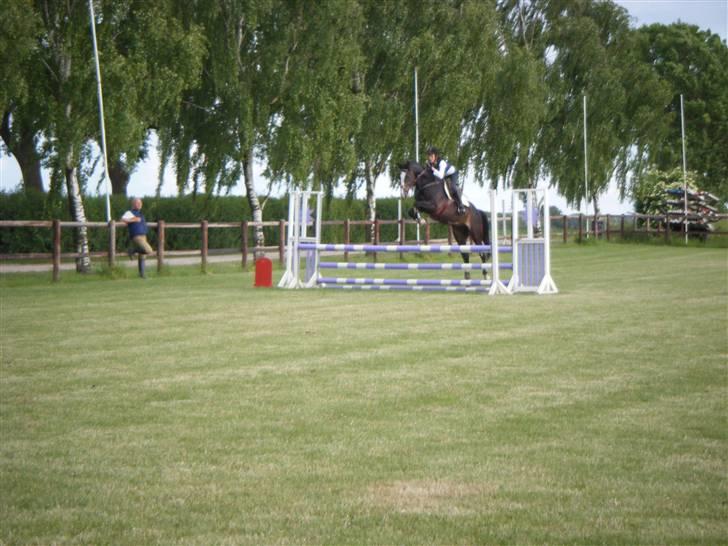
left=426, top=146, right=465, bottom=215
left=122, top=197, right=153, bottom=278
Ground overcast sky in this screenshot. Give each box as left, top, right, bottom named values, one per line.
left=1, top=0, right=726, bottom=213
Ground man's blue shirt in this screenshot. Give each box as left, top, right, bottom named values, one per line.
left=127, top=210, right=147, bottom=237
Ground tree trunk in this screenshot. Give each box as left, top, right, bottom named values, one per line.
left=65, top=127, right=90, bottom=269
left=65, top=149, right=91, bottom=272
left=364, top=160, right=376, bottom=242
left=242, top=151, right=264, bottom=255
left=1, top=110, right=44, bottom=192
left=108, top=157, right=130, bottom=196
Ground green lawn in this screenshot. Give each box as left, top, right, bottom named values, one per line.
left=1, top=243, right=726, bottom=545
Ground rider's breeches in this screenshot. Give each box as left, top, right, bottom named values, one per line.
left=447, top=173, right=462, bottom=201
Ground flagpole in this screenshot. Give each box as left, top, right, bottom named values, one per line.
left=88, top=0, right=112, bottom=223
left=680, top=94, right=688, bottom=245
left=414, top=66, right=420, bottom=240
left=414, top=67, right=420, bottom=163
left=583, top=94, right=589, bottom=238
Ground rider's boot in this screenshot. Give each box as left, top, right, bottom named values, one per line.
left=450, top=180, right=466, bottom=215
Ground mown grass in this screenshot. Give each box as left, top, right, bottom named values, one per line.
left=1, top=243, right=726, bottom=545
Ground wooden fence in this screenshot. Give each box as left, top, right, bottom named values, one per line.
left=1, top=213, right=726, bottom=281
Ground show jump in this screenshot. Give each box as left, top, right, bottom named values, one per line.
left=279, top=189, right=557, bottom=296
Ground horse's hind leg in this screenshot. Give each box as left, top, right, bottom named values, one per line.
left=452, top=226, right=471, bottom=281
left=460, top=252, right=471, bottom=280
left=479, top=252, right=489, bottom=280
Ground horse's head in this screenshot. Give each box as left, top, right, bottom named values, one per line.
left=398, top=160, right=425, bottom=197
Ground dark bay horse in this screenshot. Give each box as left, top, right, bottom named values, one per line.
left=399, top=160, right=490, bottom=280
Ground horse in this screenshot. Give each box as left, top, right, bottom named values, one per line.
left=398, top=160, right=490, bottom=280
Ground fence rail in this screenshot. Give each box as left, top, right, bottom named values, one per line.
left=1, top=213, right=726, bottom=281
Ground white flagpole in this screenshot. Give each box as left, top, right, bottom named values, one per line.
left=88, top=0, right=112, bottom=223
left=680, top=94, right=688, bottom=245
left=583, top=94, right=589, bottom=238
left=414, top=66, right=420, bottom=241
left=414, top=67, right=420, bottom=163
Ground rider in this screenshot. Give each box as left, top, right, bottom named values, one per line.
left=426, top=146, right=465, bottom=215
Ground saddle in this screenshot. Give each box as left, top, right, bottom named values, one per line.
left=442, top=179, right=470, bottom=207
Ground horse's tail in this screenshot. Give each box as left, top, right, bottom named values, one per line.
left=479, top=209, right=490, bottom=245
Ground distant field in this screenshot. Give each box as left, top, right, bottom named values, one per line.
left=1, top=243, right=726, bottom=545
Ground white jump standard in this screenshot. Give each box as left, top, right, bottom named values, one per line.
left=279, top=189, right=557, bottom=295
left=508, top=188, right=558, bottom=295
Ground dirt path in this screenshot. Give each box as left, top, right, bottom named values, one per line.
left=0, top=253, right=263, bottom=273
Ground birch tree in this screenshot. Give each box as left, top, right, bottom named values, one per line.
left=32, top=0, right=101, bottom=271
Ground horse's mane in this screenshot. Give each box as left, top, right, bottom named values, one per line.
left=400, top=160, right=425, bottom=176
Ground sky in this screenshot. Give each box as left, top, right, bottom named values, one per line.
left=1, top=0, right=726, bottom=214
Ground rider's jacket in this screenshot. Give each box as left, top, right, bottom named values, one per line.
left=430, top=158, right=457, bottom=180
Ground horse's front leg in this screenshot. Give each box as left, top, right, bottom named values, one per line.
left=460, top=252, right=471, bottom=281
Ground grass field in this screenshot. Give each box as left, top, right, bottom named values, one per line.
left=1, top=243, right=726, bottom=545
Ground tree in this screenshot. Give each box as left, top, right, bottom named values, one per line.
left=540, top=0, right=634, bottom=211
left=351, top=0, right=501, bottom=229
left=348, top=0, right=414, bottom=230
left=158, top=0, right=278, bottom=248
left=485, top=0, right=672, bottom=216
left=89, top=0, right=205, bottom=196
left=635, top=23, right=728, bottom=200
left=32, top=0, right=104, bottom=271
left=262, top=0, right=365, bottom=191
left=467, top=0, right=548, bottom=190
left=410, top=0, right=501, bottom=177
left=0, top=0, right=44, bottom=192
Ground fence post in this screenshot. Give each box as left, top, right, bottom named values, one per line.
left=562, top=215, right=568, bottom=243
left=344, top=219, right=350, bottom=261
left=665, top=214, right=670, bottom=243
left=621, top=215, right=625, bottom=239
left=108, top=221, right=116, bottom=267
left=241, top=221, right=248, bottom=270
left=399, top=217, right=405, bottom=259
left=578, top=214, right=583, bottom=243
left=373, top=219, right=380, bottom=262
left=157, top=220, right=165, bottom=271
left=201, top=220, right=208, bottom=273
left=606, top=214, right=611, bottom=242
left=279, top=219, right=285, bottom=265
left=52, top=219, right=61, bottom=282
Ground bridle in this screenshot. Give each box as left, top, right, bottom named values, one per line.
left=402, top=164, right=441, bottom=196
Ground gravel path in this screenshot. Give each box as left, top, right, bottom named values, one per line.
left=0, top=253, right=258, bottom=273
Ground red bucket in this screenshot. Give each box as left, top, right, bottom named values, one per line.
left=254, top=256, right=273, bottom=287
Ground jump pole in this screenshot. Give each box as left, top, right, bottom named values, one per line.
left=488, top=189, right=510, bottom=295
left=278, top=194, right=298, bottom=287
